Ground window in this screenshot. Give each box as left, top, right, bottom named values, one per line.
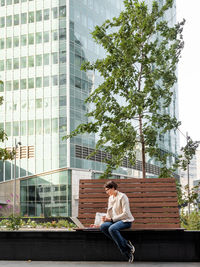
left=28, top=56, right=34, bottom=67
left=59, top=6, right=66, bottom=17
left=44, top=119, right=50, bottom=134
left=6, top=37, right=12, bottom=48
left=52, top=30, right=58, bottom=41
left=13, top=36, right=19, bottom=47
left=6, top=81, right=12, bottom=91
left=6, top=0, right=12, bottom=5
left=0, top=0, right=5, bottom=6
left=13, top=58, right=19, bottom=69
left=36, top=119, right=42, bottom=134
left=59, top=28, right=66, bottom=40
left=21, top=35, right=27, bottom=46
left=0, top=80, right=4, bottom=91
left=28, top=78, right=34, bottom=88
left=0, top=39, right=4, bottom=49
left=14, top=0, right=19, bottom=3
left=0, top=60, right=4, bottom=71
left=6, top=15, right=12, bottom=27
left=14, top=14, right=19, bottom=26
left=52, top=7, right=58, bottom=19
left=28, top=33, right=34, bottom=45
left=36, top=55, right=42, bottom=66
left=13, top=80, right=19, bottom=90
left=52, top=118, right=58, bottom=133
left=52, top=52, right=58, bottom=64
left=28, top=120, right=34, bottom=135
left=5, top=122, right=11, bottom=136
left=36, top=10, right=42, bottom=22
left=75, top=77, right=81, bottom=88
left=20, top=79, right=26, bottom=90
left=28, top=12, right=34, bottom=23
left=43, top=54, right=49, bottom=65
left=43, top=76, right=49, bottom=87
left=36, top=77, right=42, bottom=88
left=36, top=32, right=42, bottom=44
left=13, top=121, right=19, bottom=136
left=0, top=17, right=5, bottom=28
left=21, top=121, right=26, bottom=136
left=43, top=31, right=49, bottom=42
left=36, top=98, right=42, bottom=109
left=59, top=96, right=66, bottom=106
left=21, top=56, right=26, bottom=68
left=21, top=0, right=27, bottom=2
left=59, top=51, right=66, bottom=63
left=59, top=74, right=66, bottom=85
left=6, top=59, right=12, bottom=70
left=52, top=75, right=58, bottom=86
left=44, top=9, right=49, bottom=20
left=21, top=13, right=27, bottom=24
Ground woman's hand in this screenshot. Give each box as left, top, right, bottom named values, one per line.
left=102, top=216, right=112, bottom=222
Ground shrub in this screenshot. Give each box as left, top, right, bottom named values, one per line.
left=180, top=210, right=200, bottom=230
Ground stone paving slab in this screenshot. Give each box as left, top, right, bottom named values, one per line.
left=0, top=262, right=199, bottom=267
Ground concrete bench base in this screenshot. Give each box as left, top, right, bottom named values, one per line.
left=0, top=229, right=199, bottom=261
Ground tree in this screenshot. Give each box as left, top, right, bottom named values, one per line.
left=0, top=80, right=14, bottom=161
left=64, top=0, right=185, bottom=178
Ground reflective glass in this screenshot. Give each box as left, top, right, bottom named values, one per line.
left=13, top=80, right=19, bottom=90
left=28, top=56, right=34, bottom=67
left=28, top=78, right=34, bottom=88
left=0, top=39, right=4, bottom=49
left=21, top=13, right=27, bottom=24
left=0, top=60, right=4, bottom=71
left=13, top=36, right=19, bottom=47
left=6, top=59, right=12, bottom=70
left=13, top=58, right=19, bottom=69
left=36, top=32, right=42, bottom=44
left=0, top=17, right=5, bottom=28
left=6, top=81, right=12, bottom=91
left=28, top=33, right=34, bottom=45
left=36, top=10, right=42, bottom=22
left=21, top=56, right=26, bottom=68
left=44, top=9, right=49, bottom=20
left=43, top=31, right=49, bottom=43
left=28, top=12, right=34, bottom=23
left=36, top=77, right=42, bottom=88
left=20, top=79, right=26, bottom=90
left=36, top=55, right=42, bottom=66
left=6, top=37, right=12, bottom=48
left=14, top=14, right=19, bottom=25
left=43, top=54, right=49, bottom=65
left=21, top=35, right=27, bottom=46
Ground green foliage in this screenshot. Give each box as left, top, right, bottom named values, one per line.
left=176, top=181, right=199, bottom=208
left=63, top=0, right=185, bottom=178
left=6, top=215, right=23, bottom=230
left=180, top=210, right=200, bottom=230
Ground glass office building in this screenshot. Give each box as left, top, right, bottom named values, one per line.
left=0, top=0, right=179, bottom=217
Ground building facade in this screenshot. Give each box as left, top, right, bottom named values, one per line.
left=0, top=0, right=179, bottom=217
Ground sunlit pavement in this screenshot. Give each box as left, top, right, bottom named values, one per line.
left=0, top=262, right=199, bottom=267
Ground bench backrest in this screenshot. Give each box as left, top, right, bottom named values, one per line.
left=78, top=178, right=181, bottom=229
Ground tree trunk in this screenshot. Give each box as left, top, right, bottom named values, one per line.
left=139, top=115, right=146, bottom=178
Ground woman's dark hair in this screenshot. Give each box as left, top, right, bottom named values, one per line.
left=104, top=181, right=118, bottom=190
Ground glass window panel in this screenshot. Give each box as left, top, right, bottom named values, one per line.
left=59, top=74, right=66, bottom=85
left=43, top=31, right=49, bottom=42
left=21, top=0, right=27, bottom=2
left=6, top=15, right=12, bottom=27
left=59, top=6, right=66, bottom=17
left=44, top=119, right=50, bottom=134
left=43, top=76, right=49, bottom=87
left=36, top=98, right=42, bottom=109
left=21, top=56, right=26, bottom=68
left=36, top=10, right=42, bottom=22
left=59, top=51, right=66, bottom=63
left=36, top=55, right=42, bottom=66
left=0, top=0, right=5, bottom=6
left=21, top=13, right=27, bottom=24
left=14, top=14, right=19, bottom=25
left=28, top=11, right=34, bottom=23
left=28, top=33, right=34, bottom=45
left=59, top=28, right=66, bottom=40
left=13, top=80, right=19, bottom=90
left=20, top=79, right=26, bottom=90
left=6, top=81, right=12, bottom=91
left=36, top=77, right=42, bottom=88
left=14, top=0, right=19, bottom=3
left=52, top=75, right=58, bottom=86
left=5, top=122, right=11, bottom=136
left=0, top=39, right=4, bottom=49
left=59, top=117, right=67, bottom=133
left=52, top=7, right=58, bottom=19
left=52, top=118, right=58, bottom=133
left=21, top=121, right=26, bottom=136
left=36, top=119, right=42, bottom=134
left=59, top=96, right=66, bottom=106
left=13, top=58, right=19, bottom=69
left=52, top=52, right=58, bottom=64
left=21, top=35, right=27, bottom=46
left=6, top=59, right=12, bottom=70
left=0, top=17, right=5, bottom=28
left=28, top=78, right=34, bottom=88
left=36, top=32, right=42, bottom=44
left=28, top=120, right=34, bottom=135
left=7, top=0, right=12, bottom=4
left=13, top=36, right=19, bottom=47
left=0, top=60, right=4, bottom=71
left=13, top=121, right=19, bottom=136
left=28, top=56, right=34, bottom=67
left=0, top=80, right=4, bottom=91
left=6, top=37, right=12, bottom=48
left=44, top=9, right=49, bottom=20
left=52, top=30, right=58, bottom=41
left=43, top=54, right=49, bottom=65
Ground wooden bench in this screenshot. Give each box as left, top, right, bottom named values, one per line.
left=78, top=178, right=181, bottom=229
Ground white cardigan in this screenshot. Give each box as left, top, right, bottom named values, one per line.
left=106, top=191, right=134, bottom=223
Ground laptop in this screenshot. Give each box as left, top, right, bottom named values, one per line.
left=70, top=217, right=100, bottom=231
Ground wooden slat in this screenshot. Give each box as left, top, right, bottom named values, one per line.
left=80, top=197, right=178, bottom=203
left=79, top=178, right=176, bottom=183
left=79, top=192, right=178, bottom=198
left=79, top=187, right=177, bottom=193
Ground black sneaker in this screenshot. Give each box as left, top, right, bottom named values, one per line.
left=128, top=240, right=135, bottom=254
left=128, top=252, right=134, bottom=263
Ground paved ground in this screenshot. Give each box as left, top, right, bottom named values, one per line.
left=0, top=262, right=199, bottom=267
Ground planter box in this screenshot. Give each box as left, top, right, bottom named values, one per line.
left=0, top=229, right=199, bottom=261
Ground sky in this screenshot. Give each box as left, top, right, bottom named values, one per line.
left=176, top=0, right=200, bottom=147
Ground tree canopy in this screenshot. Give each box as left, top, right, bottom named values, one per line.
left=64, top=0, right=185, bottom=178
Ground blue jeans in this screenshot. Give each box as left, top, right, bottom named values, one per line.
left=100, top=221, right=132, bottom=259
